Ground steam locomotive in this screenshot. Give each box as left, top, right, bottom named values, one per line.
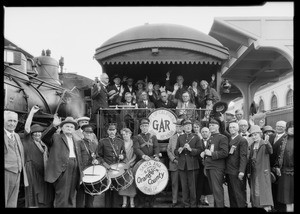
left=4, top=40, right=94, bottom=133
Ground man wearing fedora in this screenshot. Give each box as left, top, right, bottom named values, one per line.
left=167, top=118, right=184, bottom=208
left=133, top=118, right=160, bottom=208
left=203, top=118, right=228, bottom=207
left=73, top=116, right=98, bottom=143
left=21, top=105, right=61, bottom=207
left=76, top=124, right=99, bottom=208
left=4, top=110, right=29, bottom=207
left=174, top=119, right=201, bottom=208
left=97, top=123, right=126, bottom=208
left=43, top=116, right=83, bottom=207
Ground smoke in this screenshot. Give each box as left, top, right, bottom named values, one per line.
left=65, top=96, right=86, bottom=119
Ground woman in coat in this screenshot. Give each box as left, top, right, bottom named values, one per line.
left=247, top=125, right=273, bottom=211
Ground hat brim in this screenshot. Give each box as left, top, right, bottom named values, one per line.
left=60, top=121, right=78, bottom=129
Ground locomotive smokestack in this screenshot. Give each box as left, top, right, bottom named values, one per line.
left=59, top=57, right=64, bottom=74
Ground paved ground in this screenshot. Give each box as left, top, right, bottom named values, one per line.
left=92, top=182, right=252, bottom=208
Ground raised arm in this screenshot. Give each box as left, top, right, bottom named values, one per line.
left=24, top=105, right=40, bottom=134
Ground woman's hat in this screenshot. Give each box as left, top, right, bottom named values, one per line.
left=249, top=125, right=262, bottom=136
left=81, top=124, right=95, bottom=131
left=174, top=119, right=183, bottom=125
left=262, top=125, right=275, bottom=134
left=60, top=117, right=78, bottom=129
left=135, top=80, right=145, bottom=86
left=30, top=124, right=45, bottom=133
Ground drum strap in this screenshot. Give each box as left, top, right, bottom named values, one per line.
left=108, top=138, right=119, bottom=157
left=138, top=134, right=153, bottom=148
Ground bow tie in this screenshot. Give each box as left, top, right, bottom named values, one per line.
left=242, top=134, right=247, bottom=137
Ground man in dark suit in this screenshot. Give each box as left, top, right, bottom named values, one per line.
left=174, top=119, right=201, bottom=208
left=91, top=73, right=109, bottom=114
left=149, top=90, right=176, bottom=109
left=121, top=77, right=135, bottom=103
left=4, top=110, right=29, bottom=207
left=43, top=117, right=83, bottom=207
left=133, top=118, right=160, bottom=207
left=137, top=91, right=155, bottom=119
left=225, top=121, right=248, bottom=207
left=165, top=71, right=188, bottom=103
left=107, top=74, right=123, bottom=106
left=203, top=118, right=229, bottom=207
left=269, top=120, right=287, bottom=212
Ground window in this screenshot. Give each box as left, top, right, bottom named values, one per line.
left=271, top=95, right=278, bottom=110
left=286, top=89, right=293, bottom=106
left=259, top=99, right=265, bottom=112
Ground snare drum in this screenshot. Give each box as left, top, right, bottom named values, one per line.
left=133, top=159, right=169, bottom=195
left=82, top=165, right=111, bottom=196
left=107, top=162, right=134, bottom=191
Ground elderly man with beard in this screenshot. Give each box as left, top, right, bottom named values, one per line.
left=174, top=119, right=201, bottom=208
left=97, top=123, right=126, bottom=208
left=4, top=110, right=29, bottom=207
left=203, top=119, right=228, bottom=207
left=225, top=122, right=248, bottom=207
left=22, top=105, right=61, bottom=207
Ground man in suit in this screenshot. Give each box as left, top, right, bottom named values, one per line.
left=73, top=116, right=98, bottom=143
left=121, top=77, right=135, bottom=103
left=203, top=118, right=229, bottom=207
left=4, top=110, right=29, bottom=207
left=91, top=73, right=109, bottom=114
left=165, top=71, right=188, bottom=103
left=269, top=120, right=287, bottom=212
left=107, top=74, right=123, bottom=106
left=133, top=118, right=160, bottom=207
left=176, top=91, right=197, bottom=120
left=225, top=121, right=248, bottom=207
left=137, top=91, right=155, bottom=119
left=198, top=127, right=212, bottom=206
left=174, top=119, right=201, bottom=208
left=43, top=117, right=83, bottom=207
left=167, top=119, right=184, bottom=207
left=149, top=89, right=176, bottom=109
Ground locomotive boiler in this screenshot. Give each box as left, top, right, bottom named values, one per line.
left=4, top=42, right=93, bottom=132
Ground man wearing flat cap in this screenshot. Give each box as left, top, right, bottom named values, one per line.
left=43, top=116, right=83, bottom=207
left=21, top=105, right=61, bottom=207
left=174, top=119, right=201, bottom=208
left=269, top=120, right=287, bottom=212
left=76, top=124, right=99, bottom=208
left=73, top=116, right=98, bottom=144
left=203, top=118, right=229, bottom=207
left=133, top=117, right=160, bottom=208
left=97, top=123, right=126, bottom=208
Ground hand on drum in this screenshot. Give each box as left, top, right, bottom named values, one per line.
left=142, top=154, right=151, bottom=161
left=92, top=159, right=99, bottom=165
left=119, top=154, right=124, bottom=160
left=153, top=156, right=160, bottom=161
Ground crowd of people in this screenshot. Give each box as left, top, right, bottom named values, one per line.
left=4, top=72, right=293, bottom=211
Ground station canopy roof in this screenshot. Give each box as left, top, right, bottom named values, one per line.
left=94, top=23, right=229, bottom=66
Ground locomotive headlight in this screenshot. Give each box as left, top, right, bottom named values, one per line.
left=4, top=49, right=22, bottom=65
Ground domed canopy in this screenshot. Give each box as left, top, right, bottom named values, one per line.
left=95, top=23, right=229, bottom=65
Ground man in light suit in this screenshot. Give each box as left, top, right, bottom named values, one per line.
left=176, top=91, right=197, bottom=120
left=4, top=110, right=29, bottom=207
left=225, top=122, right=248, bottom=207
left=174, top=119, right=201, bottom=208
left=269, top=120, right=287, bottom=212
left=167, top=119, right=184, bottom=207
left=43, top=117, right=83, bottom=207
left=137, top=91, right=155, bottom=119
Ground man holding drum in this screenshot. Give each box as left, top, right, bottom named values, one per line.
left=174, top=119, right=201, bottom=208
left=133, top=118, right=160, bottom=208
left=76, top=124, right=99, bottom=208
left=97, top=123, right=126, bottom=208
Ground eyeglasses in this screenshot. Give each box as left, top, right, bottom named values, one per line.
left=84, top=131, right=94, bottom=134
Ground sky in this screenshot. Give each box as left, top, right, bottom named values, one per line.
left=4, top=2, right=294, bottom=81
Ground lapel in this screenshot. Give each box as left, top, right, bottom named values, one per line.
left=14, top=134, right=24, bottom=162
left=4, top=132, right=9, bottom=151
left=230, top=135, right=239, bottom=146
left=61, top=134, right=70, bottom=150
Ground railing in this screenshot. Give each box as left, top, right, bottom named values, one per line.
left=94, top=106, right=209, bottom=140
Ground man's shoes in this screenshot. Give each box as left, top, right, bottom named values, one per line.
left=170, top=202, right=178, bottom=208
left=200, top=200, right=209, bottom=206
left=122, top=203, right=127, bottom=208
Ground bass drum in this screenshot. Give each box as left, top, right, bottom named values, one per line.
left=132, top=159, right=169, bottom=195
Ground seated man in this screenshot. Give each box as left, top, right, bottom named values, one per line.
left=176, top=91, right=197, bottom=120
left=137, top=91, right=155, bottom=118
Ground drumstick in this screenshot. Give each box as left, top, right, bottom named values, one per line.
left=84, top=173, right=101, bottom=176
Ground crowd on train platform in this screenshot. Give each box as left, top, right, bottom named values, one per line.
left=4, top=71, right=293, bottom=211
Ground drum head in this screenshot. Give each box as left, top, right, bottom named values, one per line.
left=134, top=160, right=169, bottom=195
left=82, top=165, right=106, bottom=183
left=147, top=108, right=177, bottom=141
left=108, top=162, right=127, bottom=179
